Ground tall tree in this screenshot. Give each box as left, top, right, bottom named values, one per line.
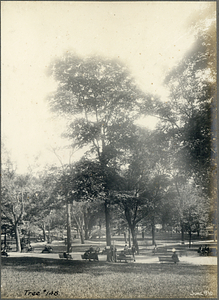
left=47, top=54, right=149, bottom=246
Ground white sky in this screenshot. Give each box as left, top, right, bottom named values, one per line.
left=1, top=1, right=212, bottom=174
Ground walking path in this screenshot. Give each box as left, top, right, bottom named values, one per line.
left=4, top=239, right=217, bottom=265
left=7, top=251, right=217, bottom=265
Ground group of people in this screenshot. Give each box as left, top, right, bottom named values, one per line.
left=1, top=241, right=10, bottom=256
left=42, top=245, right=53, bottom=253
left=198, top=245, right=210, bottom=256
left=83, top=244, right=137, bottom=262
left=107, top=244, right=136, bottom=262
left=83, top=245, right=99, bottom=261
left=21, top=238, right=33, bottom=252
left=108, top=245, right=117, bottom=262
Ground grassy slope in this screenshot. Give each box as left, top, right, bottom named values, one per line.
left=1, top=257, right=217, bottom=298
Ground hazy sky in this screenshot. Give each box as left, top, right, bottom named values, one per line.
left=2, top=1, right=212, bottom=174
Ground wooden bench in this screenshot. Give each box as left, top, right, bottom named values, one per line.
left=198, top=246, right=217, bottom=256
left=116, top=253, right=133, bottom=263
left=21, top=247, right=34, bottom=253
left=167, top=249, right=187, bottom=257
left=153, top=248, right=167, bottom=254
left=159, top=255, right=179, bottom=263
left=59, top=253, right=72, bottom=260
left=1, top=250, right=9, bottom=257
left=209, top=247, right=217, bottom=256
left=81, top=252, right=99, bottom=261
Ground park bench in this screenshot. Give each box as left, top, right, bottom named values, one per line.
left=100, top=249, right=107, bottom=255
left=59, top=253, right=72, bottom=260
left=81, top=252, right=99, bottom=261
left=124, top=249, right=132, bottom=255
left=209, top=247, right=217, bottom=256
left=197, top=245, right=217, bottom=256
left=1, top=250, right=9, bottom=257
left=167, top=249, right=187, bottom=257
left=158, top=255, right=179, bottom=264
left=153, top=248, right=167, bottom=255
left=21, top=246, right=34, bottom=253
left=1, top=243, right=12, bottom=252
left=42, top=246, right=53, bottom=253
left=116, top=252, right=133, bottom=263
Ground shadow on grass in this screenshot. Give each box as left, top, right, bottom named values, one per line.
left=1, top=256, right=216, bottom=277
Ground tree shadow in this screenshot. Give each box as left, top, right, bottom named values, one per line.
left=1, top=256, right=214, bottom=276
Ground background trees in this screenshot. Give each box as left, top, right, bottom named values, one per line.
left=136, top=10, right=216, bottom=242
left=1, top=162, right=31, bottom=251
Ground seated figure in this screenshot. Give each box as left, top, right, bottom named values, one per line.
left=172, top=250, right=179, bottom=263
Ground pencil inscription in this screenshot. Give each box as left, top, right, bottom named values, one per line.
left=24, top=290, right=59, bottom=296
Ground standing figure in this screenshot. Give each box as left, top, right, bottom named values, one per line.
left=131, top=244, right=136, bottom=261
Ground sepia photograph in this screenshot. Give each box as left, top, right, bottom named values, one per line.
left=1, top=1, right=217, bottom=298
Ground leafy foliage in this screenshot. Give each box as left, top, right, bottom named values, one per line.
left=47, top=54, right=150, bottom=166
left=139, top=15, right=216, bottom=198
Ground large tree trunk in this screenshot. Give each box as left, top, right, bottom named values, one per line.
left=124, top=231, right=127, bottom=243
left=189, top=229, right=192, bottom=248
left=48, top=221, right=51, bottom=244
left=213, top=225, right=216, bottom=242
left=79, top=215, right=85, bottom=244
left=42, top=221, right=47, bottom=241
left=181, top=221, right=184, bottom=244
left=14, top=223, right=21, bottom=252
left=142, top=230, right=145, bottom=239
left=66, top=202, right=72, bottom=253
left=151, top=217, right=156, bottom=246
left=79, top=227, right=85, bottom=244
left=130, top=225, right=139, bottom=254
left=174, top=178, right=184, bottom=244
left=84, top=209, right=89, bottom=240
left=104, top=199, right=111, bottom=262
left=105, top=199, right=111, bottom=246
left=99, top=222, right=102, bottom=239
left=128, top=228, right=131, bottom=248
left=4, top=229, right=7, bottom=249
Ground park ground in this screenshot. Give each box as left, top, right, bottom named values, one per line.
left=1, top=234, right=217, bottom=299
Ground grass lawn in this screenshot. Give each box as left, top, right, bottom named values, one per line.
left=1, top=256, right=217, bottom=298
